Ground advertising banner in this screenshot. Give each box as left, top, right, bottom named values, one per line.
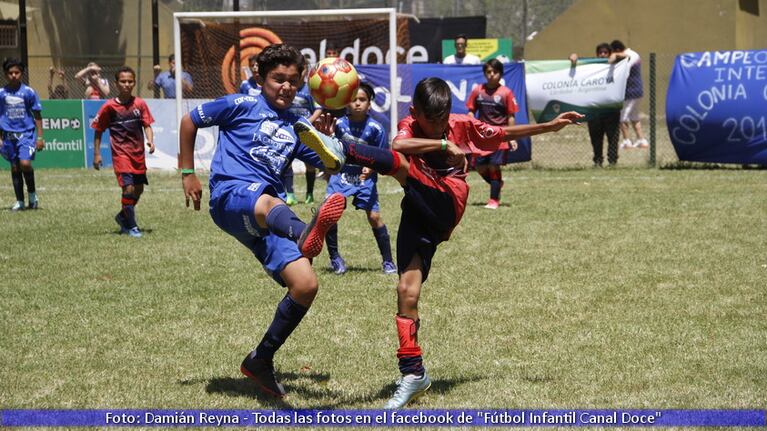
left=83, top=99, right=111, bottom=168
left=357, top=63, right=531, bottom=162
left=524, top=58, right=629, bottom=123
left=144, top=99, right=216, bottom=171
left=441, top=38, right=512, bottom=63
left=666, top=50, right=767, bottom=164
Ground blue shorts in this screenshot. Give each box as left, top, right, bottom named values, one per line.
left=1, top=130, right=36, bottom=164
left=209, top=180, right=302, bottom=286
left=326, top=172, right=380, bottom=212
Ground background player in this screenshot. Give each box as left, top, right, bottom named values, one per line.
left=179, top=44, right=346, bottom=398
left=239, top=55, right=261, bottom=96
left=324, top=82, right=395, bottom=275
left=296, top=77, right=583, bottom=409
left=466, top=58, right=519, bottom=209
left=91, top=66, right=155, bottom=238
left=0, top=58, right=44, bottom=211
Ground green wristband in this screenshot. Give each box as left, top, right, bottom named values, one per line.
left=440, top=138, right=447, bottom=151
left=180, top=168, right=195, bottom=175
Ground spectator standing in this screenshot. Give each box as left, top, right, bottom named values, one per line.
left=443, top=35, right=481, bottom=65
left=569, top=43, right=621, bottom=166
left=47, top=66, right=69, bottom=99
left=148, top=54, right=193, bottom=98
left=610, top=40, right=648, bottom=149
left=75, top=62, right=109, bottom=99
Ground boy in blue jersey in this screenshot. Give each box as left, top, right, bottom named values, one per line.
left=325, top=83, right=395, bottom=275
left=0, top=58, right=44, bottom=211
left=239, top=56, right=261, bottom=97
left=179, top=44, right=347, bottom=398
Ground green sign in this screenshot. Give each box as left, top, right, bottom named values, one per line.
left=441, top=38, right=513, bottom=62
left=35, top=100, right=86, bottom=168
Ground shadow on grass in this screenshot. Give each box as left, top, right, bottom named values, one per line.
left=660, top=161, right=766, bottom=170
left=318, top=266, right=385, bottom=275
left=469, top=201, right=511, bottom=208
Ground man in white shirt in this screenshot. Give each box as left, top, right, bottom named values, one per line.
left=443, top=34, right=481, bottom=65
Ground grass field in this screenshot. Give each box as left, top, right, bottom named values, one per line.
left=1, top=167, right=765, bottom=412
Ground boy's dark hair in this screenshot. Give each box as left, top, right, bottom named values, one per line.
left=596, top=43, right=611, bottom=55
left=413, top=77, right=451, bottom=119
left=455, top=34, right=468, bottom=43
left=257, top=44, right=304, bottom=79
left=168, top=54, right=175, bottom=62
left=3, top=58, right=25, bottom=73
left=483, top=58, right=504, bottom=75
left=115, top=66, right=136, bottom=80
left=358, top=82, right=374, bottom=101
left=610, top=40, right=626, bottom=52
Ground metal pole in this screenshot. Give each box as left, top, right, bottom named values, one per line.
left=649, top=52, right=656, bottom=168
left=19, top=0, right=28, bottom=84
left=152, top=0, right=160, bottom=98
left=233, top=0, right=240, bottom=88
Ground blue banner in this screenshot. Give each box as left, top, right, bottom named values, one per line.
left=666, top=50, right=767, bottom=164
left=2, top=409, right=764, bottom=427
left=357, top=64, right=532, bottom=162
left=83, top=100, right=112, bottom=168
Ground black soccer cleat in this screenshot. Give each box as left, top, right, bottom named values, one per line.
left=240, top=355, right=286, bottom=398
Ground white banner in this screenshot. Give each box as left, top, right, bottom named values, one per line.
left=525, top=59, right=629, bottom=122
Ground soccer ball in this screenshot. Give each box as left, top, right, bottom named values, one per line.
left=308, top=57, right=360, bottom=110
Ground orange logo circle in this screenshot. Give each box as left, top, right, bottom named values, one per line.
left=221, top=27, right=282, bottom=94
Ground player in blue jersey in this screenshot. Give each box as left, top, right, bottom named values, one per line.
left=179, top=44, right=348, bottom=399
left=325, top=83, right=395, bottom=275
left=239, top=56, right=261, bottom=97
left=0, top=58, right=44, bottom=211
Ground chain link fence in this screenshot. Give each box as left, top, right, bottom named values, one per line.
left=24, top=51, right=682, bottom=169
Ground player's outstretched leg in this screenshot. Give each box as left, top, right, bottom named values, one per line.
left=294, top=119, right=345, bottom=174
left=297, top=192, right=346, bottom=258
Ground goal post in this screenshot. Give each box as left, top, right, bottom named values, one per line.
left=172, top=8, right=399, bottom=153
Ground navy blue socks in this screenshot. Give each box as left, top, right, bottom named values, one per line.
left=265, top=204, right=306, bottom=241
left=373, top=225, right=393, bottom=262
left=255, top=294, right=309, bottom=360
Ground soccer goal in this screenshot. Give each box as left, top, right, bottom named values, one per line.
left=172, top=8, right=400, bottom=160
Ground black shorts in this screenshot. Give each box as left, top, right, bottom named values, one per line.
left=396, top=177, right=456, bottom=283
left=117, top=173, right=149, bottom=188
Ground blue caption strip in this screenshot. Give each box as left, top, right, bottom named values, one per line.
left=1, top=409, right=765, bottom=427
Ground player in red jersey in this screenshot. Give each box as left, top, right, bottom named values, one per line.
left=91, top=66, right=155, bottom=238
left=466, top=58, right=520, bottom=209
left=295, top=77, right=583, bottom=408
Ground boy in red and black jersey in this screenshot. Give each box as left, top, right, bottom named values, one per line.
left=298, top=77, right=583, bottom=408
left=91, top=66, right=155, bottom=238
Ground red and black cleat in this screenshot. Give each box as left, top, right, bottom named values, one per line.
left=240, top=355, right=286, bottom=398
left=298, top=193, right=347, bottom=258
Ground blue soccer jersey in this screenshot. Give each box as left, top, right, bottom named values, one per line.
left=189, top=93, right=324, bottom=194
left=288, top=84, right=316, bottom=119
left=334, top=115, right=388, bottom=178
left=0, top=84, right=41, bottom=132
left=326, top=115, right=388, bottom=211
left=239, top=78, right=261, bottom=96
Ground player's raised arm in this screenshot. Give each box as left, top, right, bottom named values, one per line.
left=501, top=111, right=584, bottom=140
left=179, top=113, right=202, bottom=210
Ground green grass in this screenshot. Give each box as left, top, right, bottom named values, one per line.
left=1, top=168, right=765, bottom=410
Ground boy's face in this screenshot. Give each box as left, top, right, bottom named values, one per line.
left=5, top=66, right=22, bottom=85
left=410, top=106, right=449, bottom=139
left=348, top=89, right=371, bottom=117
left=258, top=64, right=301, bottom=110
left=116, top=72, right=136, bottom=97
left=596, top=48, right=610, bottom=58
left=484, top=67, right=501, bottom=87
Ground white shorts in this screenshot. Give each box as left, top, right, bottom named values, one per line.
left=620, top=98, right=642, bottom=123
